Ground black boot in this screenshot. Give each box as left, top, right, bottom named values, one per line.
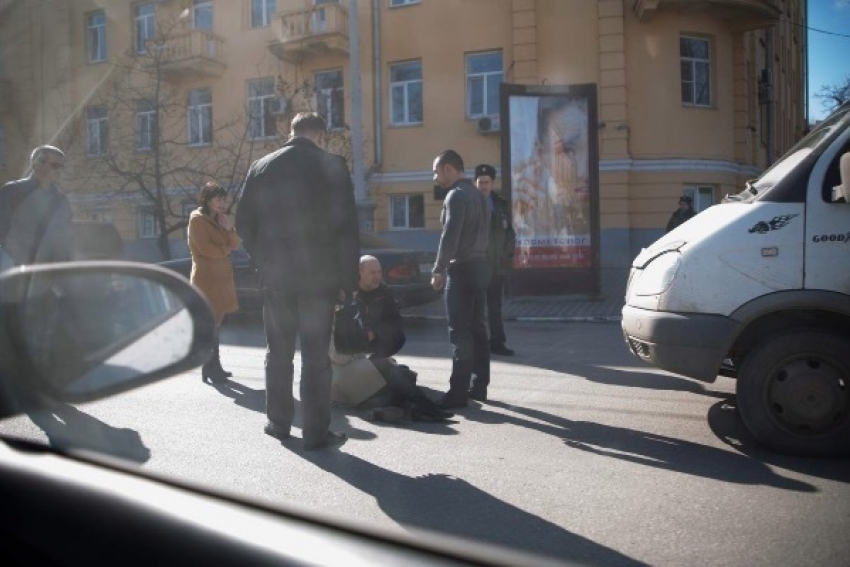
left=202, top=341, right=231, bottom=383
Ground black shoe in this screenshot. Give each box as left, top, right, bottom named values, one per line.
left=411, top=407, right=454, bottom=422
left=263, top=421, right=290, bottom=440
left=364, top=406, right=406, bottom=423
left=304, top=431, right=347, bottom=451
left=468, top=386, right=488, bottom=402
left=439, top=391, right=468, bottom=409
left=202, top=363, right=229, bottom=384
left=490, top=343, right=515, bottom=356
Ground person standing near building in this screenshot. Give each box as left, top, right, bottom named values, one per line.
left=0, top=145, right=74, bottom=268
left=235, top=112, right=360, bottom=451
left=188, top=181, right=241, bottom=383
left=431, top=150, right=491, bottom=408
left=665, top=195, right=697, bottom=233
left=474, top=164, right=517, bottom=357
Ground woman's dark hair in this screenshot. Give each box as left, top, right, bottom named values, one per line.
left=199, top=182, right=227, bottom=215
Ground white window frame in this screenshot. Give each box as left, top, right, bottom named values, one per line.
left=389, top=61, right=423, bottom=126
left=86, top=105, right=108, bottom=157
left=314, top=69, right=345, bottom=131
left=136, top=100, right=156, bottom=151
left=250, top=0, right=276, bottom=28
left=193, top=0, right=213, bottom=31
left=248, top=78, right=281, bottom=140
left=389, top=194, right=425, bottom=230
left=680, top=35, right=711, bottom=107
left=389, top=0, right=420, bottom=7
left=187, top=88, right=212, bottom=146
left=138, top=210, right=160, bottom=239
left=466, top=51, right=502, bottom=119
left=135, top=3, right=156, bottom=55
left=88, top=11, right=107, bottom=63
left=683, top=184, right=714, bottom=212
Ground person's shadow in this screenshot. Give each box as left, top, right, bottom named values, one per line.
left=210, top=380, right=266, bottom=413
left=27, top=403, right=151, bottom=463
left=301, top=450, right=646, bottom=566
left=475, top=400, right=815, bottom=491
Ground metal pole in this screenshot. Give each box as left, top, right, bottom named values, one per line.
left=347, top=0, right=374, bottom=232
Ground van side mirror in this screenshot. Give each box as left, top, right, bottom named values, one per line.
left=832, top=152, right=850, bottom=203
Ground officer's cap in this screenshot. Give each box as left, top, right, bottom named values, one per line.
left=474, top=164, right=496, bottom=180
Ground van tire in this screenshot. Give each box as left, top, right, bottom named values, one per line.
left=737, top=330, right=850, bottom=457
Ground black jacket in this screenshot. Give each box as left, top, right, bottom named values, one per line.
left=0, top=177, right=74, bottom=265
left=665, top=208, right=696, bottom=233
left=235, top=137, right=360, bottom=293
left=486, top=191, right=516, bottom=275
left=358, top=283, right=405, bottom=358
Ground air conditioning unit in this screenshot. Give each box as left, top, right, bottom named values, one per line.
left=476, top=115, right=501, bottom=135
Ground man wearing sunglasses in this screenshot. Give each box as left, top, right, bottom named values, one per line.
left=0, top=145, right=75, bottom=267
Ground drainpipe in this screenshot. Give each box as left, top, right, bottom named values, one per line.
left=348, top=0, right=374, bottom=232
left=766, top=26, right=775, bottom=166
left=372, top=0, right=382, bottom=169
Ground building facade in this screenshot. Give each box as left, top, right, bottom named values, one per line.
left=0, top=0, right=807, bottom=267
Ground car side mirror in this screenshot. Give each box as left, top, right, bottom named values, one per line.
left=0, top=262, right=216, bottom=416
left=832, top=152, right=850, bottom=203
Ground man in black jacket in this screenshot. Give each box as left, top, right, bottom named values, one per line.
left=236, top=113, right=360, bottom=450
left=0, top=145, right=74, bottom=268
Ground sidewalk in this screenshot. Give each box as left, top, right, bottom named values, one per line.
left=402, top=267, right=629, bottom=322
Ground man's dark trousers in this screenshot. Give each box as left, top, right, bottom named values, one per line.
left=263, top=288, right=336, bottom=446
left=445, top=258, right=492, bottom=394
left=486, top=273, right=507, bottom=347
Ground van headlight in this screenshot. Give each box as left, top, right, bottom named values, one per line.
left=632, top=252, right=681, bottom=296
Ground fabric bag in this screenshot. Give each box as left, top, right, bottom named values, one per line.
left=333, top=298, right=370, bottom=355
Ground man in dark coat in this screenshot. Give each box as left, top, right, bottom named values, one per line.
left=665, top=195, right=697, bottom=233
left=474, top=164, right=517, bottom=356
left=431, top=150, right=491, bottom=409
left=0, top=145, right=74, bottom=268
left=235, top=112, right=360, bottom=450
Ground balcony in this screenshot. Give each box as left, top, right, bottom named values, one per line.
left=269, top=3, right=349, bottom=63
left=633, top=0, right=782, bottom=30
left=147, top=29, right=226, bottom=79
left=0, top=77, right=10, bottom=114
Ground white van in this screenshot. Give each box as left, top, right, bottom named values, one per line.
left=622, top=102, right=850, bottom=458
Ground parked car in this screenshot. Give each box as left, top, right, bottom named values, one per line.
left=159, top=233, right=441, bottom=311
left=0, top=261, right=540, bottom=566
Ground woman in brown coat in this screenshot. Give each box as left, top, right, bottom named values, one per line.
left=189, top=182, right=241, bottom=383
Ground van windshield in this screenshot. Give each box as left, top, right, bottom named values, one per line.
left=732, top=104, right=850, bottom=201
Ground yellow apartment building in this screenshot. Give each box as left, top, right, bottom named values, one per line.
left=0, top=0, right=807, bottom=272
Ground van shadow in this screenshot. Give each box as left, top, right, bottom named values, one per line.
left=27, top=403, right=151, bottom=463
left=476, top=400, right=814, bottom=491
left=301, top=449, right=646, bottom=566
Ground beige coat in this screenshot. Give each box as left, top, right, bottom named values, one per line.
left=188, top=209, right=241, bottom=323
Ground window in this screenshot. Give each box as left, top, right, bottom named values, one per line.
left=680, top=36, right=711, bottom=106
left=390, top=0, right=420, bottom=6
left=0, top=124, right=6, bottom=168
left=86, top=105, right=108, bottom=156
left=187, top=88, right=212, bottom=146
left=683, top=184, right=714, bottom=212
left=88, top=11, right=107, bottom=63
left=136, top=100, right=156, bottom=151
left=314, top=69, right=345, bottom=130
left=466, top=51, right=502, bottom=118
left=138, top=210, right=160, bottom=239
left=390, top=194, right=424, bottom=229
left=248, top=78, right=281, bottom=140
left=193, top=0, right=213, bottom=31
left=390, top=61, right=422, bottom=126
left=135, top=3, right=156, bottom=55
left=250, top=0, right=275, bottom=28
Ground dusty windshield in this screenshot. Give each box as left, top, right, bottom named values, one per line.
left=1, top=2, right=849, bottom=566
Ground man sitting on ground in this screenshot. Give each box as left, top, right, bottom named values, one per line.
left=331, top=255, right=452, bottom=422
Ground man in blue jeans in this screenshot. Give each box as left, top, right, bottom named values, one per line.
left=430, top=150, right=491, bottom=408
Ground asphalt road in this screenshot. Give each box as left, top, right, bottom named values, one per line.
left=2, top=317, right=848, bottom=566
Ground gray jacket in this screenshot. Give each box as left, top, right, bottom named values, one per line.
left=0, top=176, right=74, bottom=265
left=432, top=178, right=489, bottom=275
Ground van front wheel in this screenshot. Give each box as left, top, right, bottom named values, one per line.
left=737, top=330, right=850, bottom=457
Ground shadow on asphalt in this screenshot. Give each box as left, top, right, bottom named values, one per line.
left=475, top=399, right=818, bottom=492
left=300, top=450, right=647, bottom=567
left=26, top=403, right=151, bottom=463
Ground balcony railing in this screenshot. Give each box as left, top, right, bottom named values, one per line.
left=147, top=29, right=226, bottom=79
left=633, top=0, right=781, bottom=29
left=269, top=3, right=349, bottom=63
